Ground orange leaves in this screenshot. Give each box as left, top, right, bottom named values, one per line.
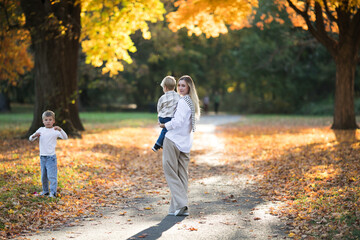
left=220, top=118, right=360, bottom=239
left=187, top=226, right=198, bottom=231
left=167, top=0, right=349, bottom=39
left=0, top=126, right=165, bottom=238
left=0, top=1, right=34, bottom=83
left=167, top=0, right=257, bottom=38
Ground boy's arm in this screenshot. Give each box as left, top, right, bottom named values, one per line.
left=157, top=95, right=164, bottom=113
left=29, top=129, right=41, bottom=141
left=54, top=126, right=68, bottom=140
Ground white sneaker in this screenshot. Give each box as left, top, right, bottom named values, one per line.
left=174, top=206, right=189, bottom=216
left=168, top=211, right=189, bottom=216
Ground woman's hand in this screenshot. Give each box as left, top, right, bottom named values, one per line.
left=159, top=123, right=165, bottom=128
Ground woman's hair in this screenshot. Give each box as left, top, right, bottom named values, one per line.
left=160, top=76, right=176, bottom=90
left=178, top=75, right=200, bottom=119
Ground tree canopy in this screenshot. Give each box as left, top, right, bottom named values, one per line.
left=1, top=0, right=165, bottom=81
left=167, top=0, right=360, bottom=129
left=81, top=0, right=165, bottom=76
left=1, top=0, right=359, bottom=130
left=0, top=1, right=33, bottom=84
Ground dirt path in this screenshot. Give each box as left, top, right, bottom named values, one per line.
left=24, top=115, right=289, bottom=240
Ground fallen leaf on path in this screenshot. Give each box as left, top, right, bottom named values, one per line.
left=138, top=233, right=148, bottom=238
left=187, top=227, right=198, bottom=231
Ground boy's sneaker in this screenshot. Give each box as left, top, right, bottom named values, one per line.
left=152, top=144, right=161, bottom=152
left=49, top=193, right=56, bottom=198
left=39, top=192, right=49, bottom=196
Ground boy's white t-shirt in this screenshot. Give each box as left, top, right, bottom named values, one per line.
left=29, top=127, right=68, bottom=156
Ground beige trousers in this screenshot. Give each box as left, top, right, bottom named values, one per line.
left=162, top=137, right=190, bottom=213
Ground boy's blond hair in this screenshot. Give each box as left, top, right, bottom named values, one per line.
left=42, top=110, right=55, bottom=120
left=160, top=76, right=176, bottom=90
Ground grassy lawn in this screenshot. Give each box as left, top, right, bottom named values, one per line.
left=0, top=106, right=157, bottom=138
left=239, top=114, right=335, bottom=127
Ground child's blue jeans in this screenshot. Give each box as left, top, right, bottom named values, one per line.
left=40, top=155, right=58, bottom=195
left=156, top=117, right=172, bottom=147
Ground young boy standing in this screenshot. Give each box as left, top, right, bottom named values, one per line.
left=152, top=76, right=180, bottom=152
left=29, top=110, right=68, bottom=198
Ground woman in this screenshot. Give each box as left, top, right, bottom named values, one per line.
left=159, top=75, right=200, bottom=216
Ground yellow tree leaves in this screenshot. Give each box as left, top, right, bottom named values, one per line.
left=0, top=1, right=33, bottom=84
left=167, top=0, right=258, bottom=38
left=0, top=29, right=33, bottom=84
left=81, top=0, right=165, bottom=76
left=1, top=0, right=165, bottom=82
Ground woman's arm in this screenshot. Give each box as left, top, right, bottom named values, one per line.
left=164, top=99, right=190, bottom=130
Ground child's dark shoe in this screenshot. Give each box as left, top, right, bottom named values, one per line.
left=152, top=144, right=161, bottom=152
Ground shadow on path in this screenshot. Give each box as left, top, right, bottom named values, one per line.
left=127, top=216, right=186, bottom=240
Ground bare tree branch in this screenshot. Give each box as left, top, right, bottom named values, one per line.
left=1, top=0, right=22, bottom=30
left=351, top=10, right=360, bottom=50
left=287, top=0, right=337, bottom=57
left=322, top=0, right=337, bottom=23
left=286, top=0, right=307, bottom=17
left=314, top=2, right=327, bottom=36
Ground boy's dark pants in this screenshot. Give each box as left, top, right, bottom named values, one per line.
left=155, top=117, right=172, bottom=147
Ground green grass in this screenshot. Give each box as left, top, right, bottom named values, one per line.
left=2, top=104, right=359, bottom=138
left=240, top=114, right=338, bottom=127
left=80, top=112, right=157, bottom=131
left=0, top=104, right=157, bottom=138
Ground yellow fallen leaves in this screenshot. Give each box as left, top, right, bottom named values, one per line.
left=0, top=127, right=165, bottom=239
left=220, top=123, right=360, bottom=239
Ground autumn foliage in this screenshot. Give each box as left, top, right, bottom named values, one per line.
left=0, top=126, right=166, bottom=239
left=81, top=0, right=165, bottom=76
left=1, top=116, right=359, bottom=239
left=0, top=1, right=33, bottom=84
left=167, top=0, right=258, bottom=37
left=220, top=118, right=360, bottom=239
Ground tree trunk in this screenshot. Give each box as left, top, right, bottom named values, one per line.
left=20, top=0, right=84, bottom=137
left=331, top=49, right=359, bottom=129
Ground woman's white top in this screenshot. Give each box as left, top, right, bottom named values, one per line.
left=29, top=127, right=68, bottom=156
left=165, top=98, right=193, bottom=153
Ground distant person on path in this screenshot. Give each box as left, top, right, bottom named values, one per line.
left=214, top=91, right=220, bottom=114
left=152, top=76, right=180, bottom=152
left=159, top=75, right=200, bottom=216
left=203, top=95, right=209, bottom=114
left=29, top=110, right=68, bottom=198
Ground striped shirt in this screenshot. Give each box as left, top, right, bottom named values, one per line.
left=157, top=90, right=180, bottom=118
